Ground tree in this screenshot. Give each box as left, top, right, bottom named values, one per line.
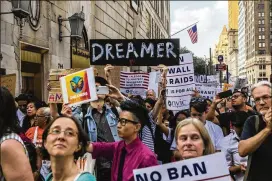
left=180, top=46, right=206, bottom=75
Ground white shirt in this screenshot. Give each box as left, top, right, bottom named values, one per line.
left=16, top=109, right=26, bottom=127
left=219, top=130, right=248, bottom=181
left=170, top=120, right=224, bottom=151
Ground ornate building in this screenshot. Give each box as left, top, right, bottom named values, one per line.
left=0, top=0, right=170, bottom=100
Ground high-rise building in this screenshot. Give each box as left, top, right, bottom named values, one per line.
left=0, top=0, right=170, bottom=99
left=228, top=1, right=239, bottom=30
left=212, top=25, right=229, bottom=66
left=244, top=1, right=272, bottom=84
left=228, top=0, right=239, bottom=77
left=238, top=0, right=246, bottom=77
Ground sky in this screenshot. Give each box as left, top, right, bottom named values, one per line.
left=170, top=1, right=228, bottom=58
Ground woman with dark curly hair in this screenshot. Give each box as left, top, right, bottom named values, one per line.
left=0, top=87, right=34, bottom=181
left=42, top=116, right=95, bottom=181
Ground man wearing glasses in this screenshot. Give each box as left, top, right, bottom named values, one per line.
left=86, top=100, right=158, bottom=181
left=207, top=90, right=256, bottom=135
left=238, top=81, right=272, bottom=181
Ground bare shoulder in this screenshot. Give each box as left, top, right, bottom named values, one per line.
left=1, top=139, right=25, bottom=154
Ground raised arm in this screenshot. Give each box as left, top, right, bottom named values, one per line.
left=104, top=64, right=114, bottom=85
left=86, top=142, right=116, bottom=160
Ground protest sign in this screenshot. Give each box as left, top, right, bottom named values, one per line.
left=166, top=96, right=191, bottom=111
left=195, top=75, right=207, bottom=83
left=90, top=39, right=180, bottom=66
left=0, top=74, right=16, bottom=96
left=47, top=69, right=82, bottom=103
left=120, top=72, right=149, bottom=97
left=60, top=68, right=97, bottom=106
left=234, top=77, right=248, bottom=89
left=148, top=72, right=161, bottom=99
left=133, top=152, right=231, bottom=181
left=195, top=86, right=218, bottom=100
left=166, top=53, right=195, bottom=111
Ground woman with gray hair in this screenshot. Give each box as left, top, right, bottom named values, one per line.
left=175, top=118, right=215, bottom=160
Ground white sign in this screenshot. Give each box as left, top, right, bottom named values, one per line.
left=166, top=96, right=191, bottom=111
left=196, top=86, right=219, bottom=100
left=147, top=72, right=160, bottom=99
left=234, top=77, right=248, bottom=89
left=133, top=152, right=231, bottom=181
left=120, top=72, right=149, bottom=96
left=166, top=53, right=195, bottom=111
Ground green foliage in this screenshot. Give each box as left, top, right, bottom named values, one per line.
left=180, top=46, right=206, bottom=75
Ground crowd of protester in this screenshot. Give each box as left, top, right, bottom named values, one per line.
left=0, top=64, right=271, bottom=181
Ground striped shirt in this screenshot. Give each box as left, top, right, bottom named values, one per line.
left=0, top=133, right=27, bottom=181
left=140, top=112, right=156, bottom=152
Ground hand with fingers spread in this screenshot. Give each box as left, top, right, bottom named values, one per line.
left=61, top=104, right=73, bottom=117
left=107, top=84, right=125, bottom=102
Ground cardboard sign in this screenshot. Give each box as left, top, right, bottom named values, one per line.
left=60, top=68, right=98, bottom=106
left=133, top=152, right=231, bottom=181
left=120, top=72, right=149, bottom=97
left=0, top=74, right=16, bottom=96
left=47, top=69, right=83, bottom=103
left=90, top=39, right=180, bottom=66
left=166, top=53, right=195, bottom=111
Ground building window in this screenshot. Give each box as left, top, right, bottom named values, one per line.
left=259, top=42, right=265, bottom=47
left=130, top=0, right=139, bottom=12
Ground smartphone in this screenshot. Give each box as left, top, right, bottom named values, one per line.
left=96, top=86, right=109, bottom=94
left=218, top=90, right=232, bottom=99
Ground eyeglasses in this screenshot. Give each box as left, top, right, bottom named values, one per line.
left=35, top=115, right=48, bottom=119
left=191, top=113, right=203, bottom=117
left=254, top=95, right=272, bottom=104
left=49, top=128, right=78, bottom=137
left=231, top=94, right=243, bottom=99
left=118, top=118, right=139, bottom=126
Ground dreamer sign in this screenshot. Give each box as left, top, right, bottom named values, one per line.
left=90, top=39, right=180, bottom=66
left=133, top=152, right=231, bottom=181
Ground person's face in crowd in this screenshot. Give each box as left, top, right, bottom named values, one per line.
left=176, top=113, right=187, bottom=124
left=117, top=111, right=141, bottom=141
left=164, top=120, right=169, bottom=127
left=252, top=86, right=272, bottom=114
left=190, top=107, right=205, bottom=123
left=176, top=124, right=205, bottom=159
left=26, top=102, right=37, bottom=117
left=145, top=102, right=153, bottom=112
left=44, top=117, right=80, bottom=158
left=17, top=100, right=28, bottom=113
left=35, top=109, right=48, bottom=128
left=231, top=92, right=246, bottom=107
left=226, top=97, right=232, bottom=109
left=146, top=90, right=156, bottom=100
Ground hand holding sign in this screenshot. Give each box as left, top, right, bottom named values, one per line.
left=158, top=64, right=168, bottom=89
left=61, top=104, right=73, bottom=117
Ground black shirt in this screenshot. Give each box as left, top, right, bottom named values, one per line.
left=217, top=110, right=256, bottom=135
left=241, top=115, right=272, bottom=181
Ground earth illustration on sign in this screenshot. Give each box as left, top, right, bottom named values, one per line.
left=70, top=76, right=84, bottom=93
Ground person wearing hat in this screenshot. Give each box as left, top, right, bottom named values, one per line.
left=218, top=111, right=249, bottom=181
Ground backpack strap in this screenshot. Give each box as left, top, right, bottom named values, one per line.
left=243, top=115, right=260, bottom=181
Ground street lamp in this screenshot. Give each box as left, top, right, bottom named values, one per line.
left=0, top=0, right=30, bottom=61
left=58, top=7, right=85, bottom=42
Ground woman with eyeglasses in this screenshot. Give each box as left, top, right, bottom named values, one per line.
left=42, top=116, right=95, bottom=181
left=0, top=87, right=34, bottom=181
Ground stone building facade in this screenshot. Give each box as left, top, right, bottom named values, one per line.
left=0, top=0, right=170, bottom=100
